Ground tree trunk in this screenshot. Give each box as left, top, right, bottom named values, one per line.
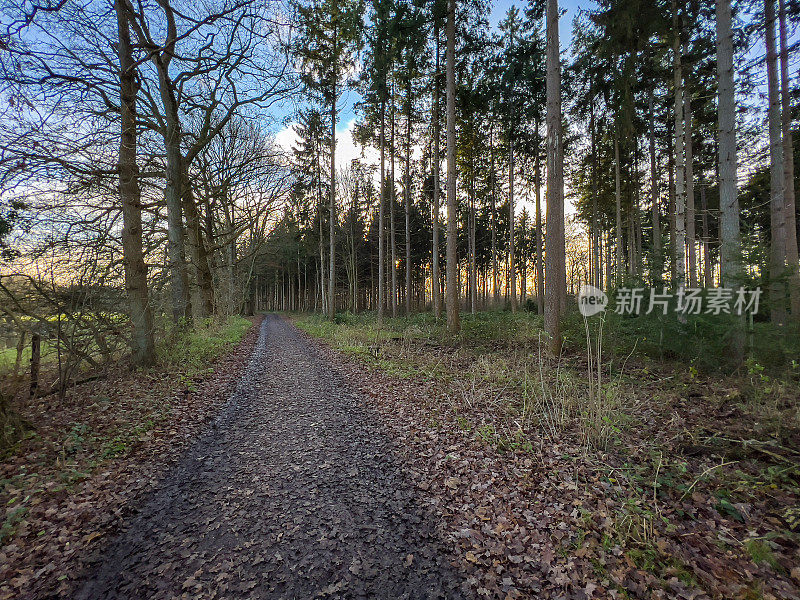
left=779, top=0, right=800, bottom=320
left=405, top=81, right=412, bottom=315
left=491, top=124, right=499, bottom=305
left=390, top=93, right=398, bottom=318
left=672, top=0, right=687, bottom=289
left=765, top=0, right=787, bottom=325
left=116, top=0, right=155, bottom=366
left=535, top=128, right=544, bottom=312
left=328, top=46, right=337, bottom=320
left=701, top=184, right=713, bottom=287
left=470, top=154, right=477, bottom=314
left=182, top=185, right=214, bottom=318
left=545, top=0, right=565, bottom=353
left=445, top=0, right=460, bottom=333
left=509, top=135, right=517, bottom=312
left=379, top=104, right=386, bottom=323
left=590, top=89, right=600, bottom=289
left=649, top=84, right=662, bottom=285
left=614, top=130, right=624, bottom=283
left=432, top=24, right=442, bottom=319
left=684, top=79, right=697, bottom=287
left=163, top=124, right=191, bottom=322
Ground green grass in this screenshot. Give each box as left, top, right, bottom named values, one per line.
left=157, top=315, right=252, bottom=374
left=0, top=342, right=55, bottom=372
left=744, top=539, right=781, bottom=570
left=295, top=310, right=548, bottom=348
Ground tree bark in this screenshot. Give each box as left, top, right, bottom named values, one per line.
left=379, top=103, right=386, bottom=323
left=649, top=84, right=662, bottom=285
left=405, top=80, right=412, bottom=315
left=491, top=125, right=499, bottom=305
left=470, top=153, right=477, bottom=314
left=765, top=0, right=787, bottom=325
left=590, top=87, right=600, bottom=289
left=328, top=30, right=337, bottom=320
left=182, top=184, right=214, bottom=318
left=700, top=183, right=713, bottom=287
left=545, top=0, right=565, bottom=353
left=116, top=0, right=155, bottom=366
left=779, top=0, right=800, bottom=320
left=390, top=91, right=398, bottom=318
left=535, top=126, right=544, bottom=312
left=614, top=130, right=624, bottom=283
left=432, top=23, right=442, bottom=319
left=508, top=133, right=517, bottom=312
left=445, top=0, right=460, bottom=333
left=672, top=0, right=687, bottom=289
left=684, top=79, right=697, bottom=287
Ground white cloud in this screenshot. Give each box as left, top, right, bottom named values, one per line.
left=274, top=118, right=379, bottom=175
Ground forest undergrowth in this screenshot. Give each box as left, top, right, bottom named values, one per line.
left=296, top=310, right=800, bottom=599
left=0, top=316, right=257, bottom=599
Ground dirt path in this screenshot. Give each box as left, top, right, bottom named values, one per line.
left=76, top=315, right=467, bottom=600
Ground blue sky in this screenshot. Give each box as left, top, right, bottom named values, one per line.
left=489, top=0, right=591, bottom=29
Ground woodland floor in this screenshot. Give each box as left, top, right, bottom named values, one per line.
left=2, top=311, right=799, bottom=599
left=294, top=311, right=800, bottom=600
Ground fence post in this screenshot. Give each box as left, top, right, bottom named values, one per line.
left=30, top=333, right=41, bottom=399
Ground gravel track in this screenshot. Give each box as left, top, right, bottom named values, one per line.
left=76, top=314, right=467, bottom=599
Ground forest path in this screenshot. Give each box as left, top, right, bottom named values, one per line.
left=76, top=314, right=467, bottom=600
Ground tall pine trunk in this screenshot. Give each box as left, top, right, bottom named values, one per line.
left=545, top=0, right=565, bottom=353
left=390, top=92, right=398, bottom=318
left=445, top=0, right=460, bottom=332
left=672, top=0, right=687, bottom=288
left=470, top=152, right=477, bottom=314
left=379, top=103, right=386, bottom=323
left=590, top=89, right=600, bottom=289
left=765, top=0, right=787, bottom=325
left=684, top=80, right=697, bottom=287
left=432, top=24, right=442, bottom=319
left=614, top=130, right=624, bottom=283
left=328, top=34, right=337, bottom=320
left=116, top=0, right=155, bottom=366
left=535, top=127, right=544, bottom=312
left=405, top=81, right=412, bottom=314
left=779, top=0, right=800, bottom=320
left=649, top=85, right=662, bottom=285
left=509, top=135, right=517, bottom=312
left=491, top=125, right=499, bottom=305
left=716, top=0, right=743, bottom=357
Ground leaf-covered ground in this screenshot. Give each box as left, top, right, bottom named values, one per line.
left=3, top=310, right=798, bottom=599
left=295, top=312, right=800, bottom=600
left=74, top=314, right=467, bottom=599
left=0, top=316, right=261, bottom=600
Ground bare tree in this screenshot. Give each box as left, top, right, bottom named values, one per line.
left=116, top=0, right=155, bottom=366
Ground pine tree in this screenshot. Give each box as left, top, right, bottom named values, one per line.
left=294, top=0, right=364, bottom=319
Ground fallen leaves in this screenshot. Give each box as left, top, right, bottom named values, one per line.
left=303, top=323, right=800, bottom=600
left=0, top=317, right=262, bottom=600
